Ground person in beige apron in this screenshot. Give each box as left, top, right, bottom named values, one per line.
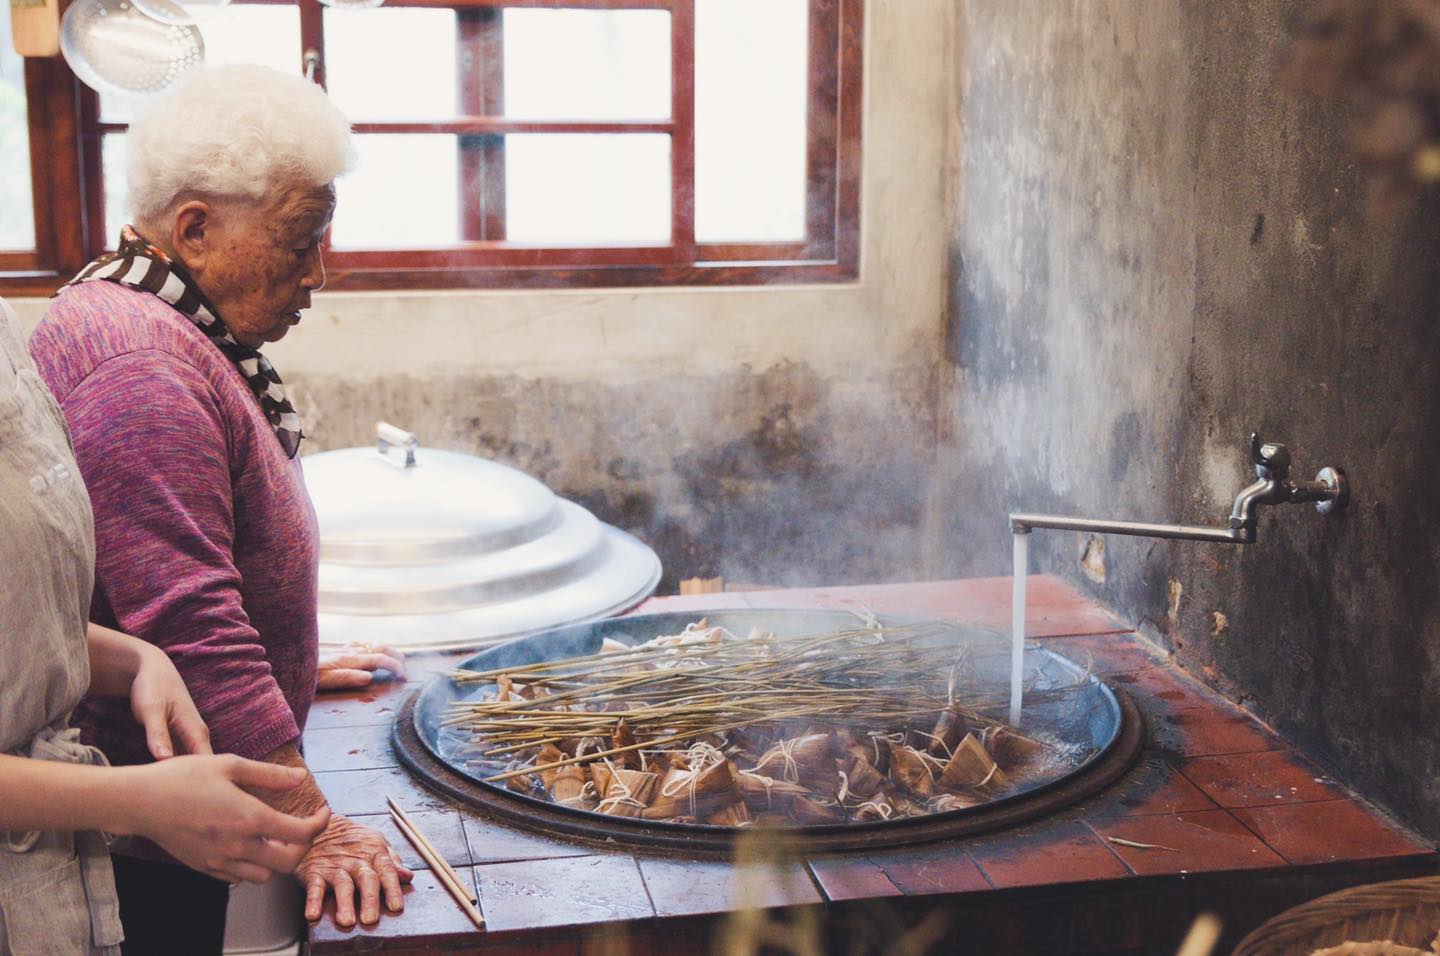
left=0, top=297, right=331, bottom=955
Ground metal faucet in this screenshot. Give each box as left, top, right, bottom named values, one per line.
left=1009, top=433, right=1349, bottom=544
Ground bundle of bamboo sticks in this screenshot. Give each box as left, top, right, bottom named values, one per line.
left=443, top=620, right=1079, bottom=826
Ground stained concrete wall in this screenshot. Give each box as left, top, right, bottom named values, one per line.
left=10, top=0, right=955, bottom=593
left=942, top=0, right=1440, bottom=837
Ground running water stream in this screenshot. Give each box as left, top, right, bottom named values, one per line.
left=1010, top=530, right=1028, bottom=727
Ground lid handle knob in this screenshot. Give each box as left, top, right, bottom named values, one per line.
left=376, top=421, right=418, bottom=467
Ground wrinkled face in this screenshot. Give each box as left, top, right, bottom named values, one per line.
left=188, top=183, right=336, bottom=349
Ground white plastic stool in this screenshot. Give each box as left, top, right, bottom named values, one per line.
left=222, top=875, right=303, bottom=955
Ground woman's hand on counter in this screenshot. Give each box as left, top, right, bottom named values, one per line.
left=316, top=643, right=407, bottom=692
left=297, top=813, right=414, bottom=927
left=121, top=755, right=331, bottom=884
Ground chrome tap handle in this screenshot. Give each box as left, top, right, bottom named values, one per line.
left=1249, top=433, right=1291, bottom=480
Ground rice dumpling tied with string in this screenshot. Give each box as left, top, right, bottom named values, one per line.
left=939, top=733, right=1006, bottom=790
left=642, top=745, right=740, bottom=819
left=443, top=617, right=1095, bottom=826
left=551, top=765, right=595, bottom=811
left=596, top=766, right=657, bottom=818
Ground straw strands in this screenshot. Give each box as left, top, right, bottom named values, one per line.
left=442, top=620, right=1077, bottom=824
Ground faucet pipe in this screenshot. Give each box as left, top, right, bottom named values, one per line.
left=1008, top=434, right=1349, bottom=546
left=1008, top=513, right=1244, bottom=543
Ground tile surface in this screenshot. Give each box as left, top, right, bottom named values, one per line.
left=304, top=722, right=398, bottom=773
left=1148, top=705, right=1282, bottom=757
left=637, top=858, right=821, bottom=917
left=1081, top=755, right=1219, bottom=816
left=1100, top=657, right=1212, bottom=700
left=461, top=812, right=599, bottom=864
left=969, top=822, right=1132, bottom=888
left=1090, top=809, right=1287, bottom=875
left=867, top=845, right=991, bottom=896
left=314, top=766, right=453, bottom=816
left=1043, top=632, right=1171, bottom=674
left=1179, top=750, right=1344, bottom=808
left=807, top=856, right=904, bottom=901
left=473, top=855, right=655, bottom=932
left=1233, top=800, right=1435, bottom=865
left=307, top=681, right=412, bottom=730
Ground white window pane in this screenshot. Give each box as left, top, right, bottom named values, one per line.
left=503, top=9, right=669, bottom=121
left=505, top=134, right=669, bottom=245
left=331, top=135, right=459, bottom=248
left=0, top=12, right=34, bottom=251
left=695, top=0, right=807, bottom=242
left=325, top=8, right=456, bottom=121
left=100, top=3, right=302, bottom=123
left=103, top=133, right=130, bottom=242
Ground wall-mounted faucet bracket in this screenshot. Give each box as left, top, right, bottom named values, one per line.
left=1313, top=466, right=1348, bottom=515
left=1009, top=433, right=1349, bottom=545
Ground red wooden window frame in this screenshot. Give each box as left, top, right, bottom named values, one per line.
left=2, top=0, right=861, bottom=295
left=0, top=55, right=90, bottom=293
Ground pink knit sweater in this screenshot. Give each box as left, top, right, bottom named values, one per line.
left=29, top=279, right=319, bottom=767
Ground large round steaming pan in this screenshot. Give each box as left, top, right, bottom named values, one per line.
left=393, top=610, right=1144, bottom=854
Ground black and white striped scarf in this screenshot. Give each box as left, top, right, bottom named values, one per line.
left=63, top=226, right=303, bottom=458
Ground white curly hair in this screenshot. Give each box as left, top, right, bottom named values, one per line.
left=127, top=64, right=355, bottom=224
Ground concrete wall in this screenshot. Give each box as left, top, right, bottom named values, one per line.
left=942, top=0, right=1440, bottom=837
left=11, top=0, right=955, bottom=593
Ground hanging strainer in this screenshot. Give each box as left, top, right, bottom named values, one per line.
left=60, top=0, right=204, bottom=97
left=132, top=0, right=230, bottom=27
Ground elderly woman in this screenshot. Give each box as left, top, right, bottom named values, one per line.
left=0, top=291, right=329, bottom=954
left=28, top=65, right=410, bottom=953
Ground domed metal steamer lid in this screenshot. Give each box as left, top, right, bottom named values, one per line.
left=303, top=423, right=662, bottom=652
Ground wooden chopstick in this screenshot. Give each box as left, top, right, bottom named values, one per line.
left=385, top=797, right=477, bottom=904
left=386, top=797, right=484, bottom=929
left=387, top=806, right=484, bottom=929
left=386, top=798, right=479, bottom=909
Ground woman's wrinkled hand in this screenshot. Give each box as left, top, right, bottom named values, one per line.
left=128, top=755, right=330, bottom=884
left=316, top=643, right=407, bottom=692
left=129, top=645, right=211, bottom=759
left=298, top=814, right=413, bottom=927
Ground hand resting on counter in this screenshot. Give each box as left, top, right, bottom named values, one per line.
left=317, top=642, right=407, bottom=691
left=299, top=813, right=414, bottom=927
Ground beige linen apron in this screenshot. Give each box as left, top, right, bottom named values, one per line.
left=0, top=299, right=123, bottom=955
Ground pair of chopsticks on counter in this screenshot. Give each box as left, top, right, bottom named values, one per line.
left=386, top=796, right=485, bottom=930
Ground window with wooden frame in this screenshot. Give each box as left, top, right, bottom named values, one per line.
left=2, top=0, right=860, bottom=295
left=1, top=23, right=84, bottom=287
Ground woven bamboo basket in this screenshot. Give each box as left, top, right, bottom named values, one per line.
left=1232, top=877, right=1440, bottom=956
